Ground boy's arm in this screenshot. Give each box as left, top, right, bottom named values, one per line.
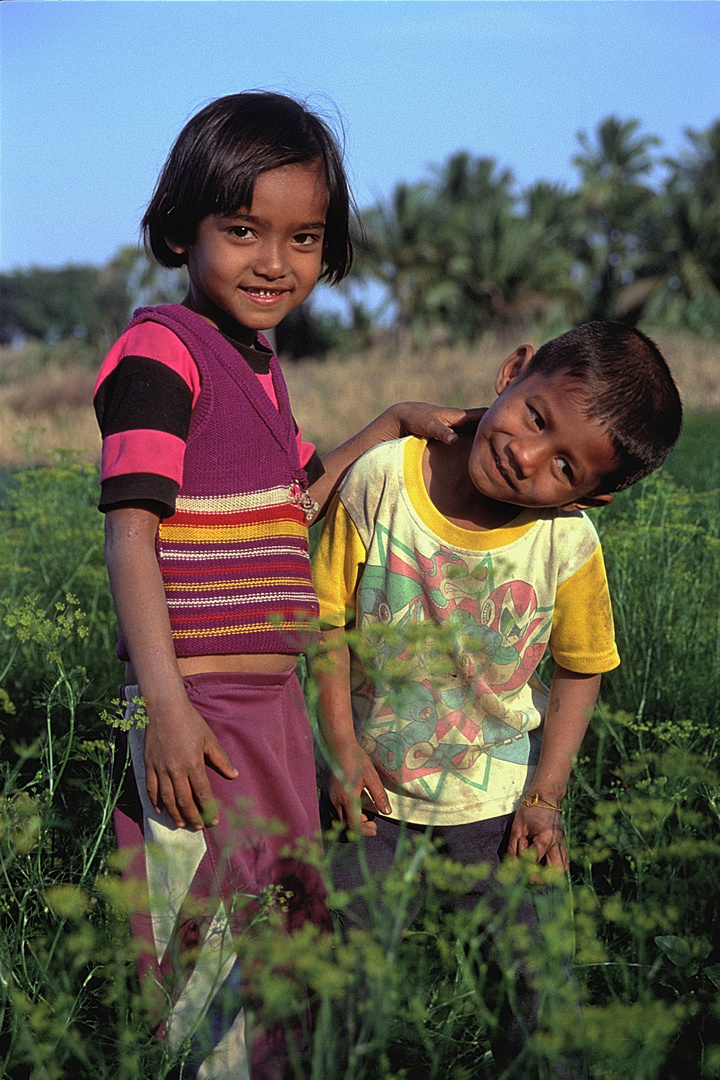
left=314, top=626, right=392, bottom=836
left=308, top=403, right=484, bottom=522
left=506, top=665, right=600, bottom=871
left=104, top=507, right=238, bottom=830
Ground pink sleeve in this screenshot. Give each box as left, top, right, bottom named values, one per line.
left=94, top=322, right=201, bottom=403
left=94, top=322, right=200, bottom=511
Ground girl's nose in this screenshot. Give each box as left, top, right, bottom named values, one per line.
left=254, top=240, right=286, bottom=279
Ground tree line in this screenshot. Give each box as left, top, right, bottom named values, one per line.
left=354, top=115, right=720, bottom=346
left=0, top=248, right=186, bottom=351
left=2, top=115, right=720, bottom=354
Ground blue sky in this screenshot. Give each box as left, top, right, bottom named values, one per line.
left=2, top=0, right=719, bottom=282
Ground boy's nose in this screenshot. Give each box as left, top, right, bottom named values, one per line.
left=508, top=437, right=544, bottom=477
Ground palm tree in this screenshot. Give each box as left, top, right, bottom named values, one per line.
left=359, top=154, right=584, bottom=345
left=518, top=180, right=586, bottom=326
left=357, top=180, right=442, bottom=347
left=423, top=153, right=520, bottom=340
left=429, top=157, right=581, bottom=339
left=571, top=116, right=662, bottom=321
left=664, top=122, right=720, bottom=318
left=625, top=120, right=720, bottom=333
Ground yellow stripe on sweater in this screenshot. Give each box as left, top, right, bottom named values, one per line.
left=160, top=520, right=308, bottom=543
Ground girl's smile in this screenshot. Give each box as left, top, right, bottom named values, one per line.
left=168, top=161, right=328, bottom=336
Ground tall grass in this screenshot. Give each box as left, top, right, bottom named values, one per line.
left=2, top=325, right=718, bottom=469
left=1, top=414, right=719, bottom=1078
left=282, top=328, right=720, bottom=456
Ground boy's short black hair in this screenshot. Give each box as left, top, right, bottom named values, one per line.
left=142, top=92, right=354, bottom=284
left=522, top=321, right=683, bottom=494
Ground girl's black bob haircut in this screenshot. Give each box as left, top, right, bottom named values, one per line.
left=142, top=92, right=354, bottom=284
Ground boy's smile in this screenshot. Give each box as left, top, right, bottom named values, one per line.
left=468, top=347, right=618, bottom=512
left=168, top=161, right=328, bottom=337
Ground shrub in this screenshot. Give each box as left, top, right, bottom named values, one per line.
left=1, top=419, right=719, bottom=1078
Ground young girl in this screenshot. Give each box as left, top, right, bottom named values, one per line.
left=94, top=92, right=474, bottom=1080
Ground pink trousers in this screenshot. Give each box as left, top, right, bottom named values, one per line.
left=113, top=668, right=326, bottom=1080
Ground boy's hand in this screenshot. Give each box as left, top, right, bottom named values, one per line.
left=329, top=741, right=391, bottom=837
left=505, top=667, right=601, bottom=874
left=506, top=801, right=567, bottom=872
left=143, top=697, right=238, bottom=830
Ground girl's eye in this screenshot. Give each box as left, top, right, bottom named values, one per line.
left=230, top=226, right=253, bottom=240
left=557, top=458, right=573, bottom=481
left=293, top=232, right=321, bottom=246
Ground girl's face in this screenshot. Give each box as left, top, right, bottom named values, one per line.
left=168, top=161, right=328, bottom=338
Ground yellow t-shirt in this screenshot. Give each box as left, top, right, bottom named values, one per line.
left=313, top=437, right=619, bottom=825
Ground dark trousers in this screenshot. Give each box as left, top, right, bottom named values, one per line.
left=321, top=798, right=587, bottom=1079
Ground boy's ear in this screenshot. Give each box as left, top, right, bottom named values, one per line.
left=561, top=492, right=614, bottom=512
left=495, top=345, right=535, bottom=394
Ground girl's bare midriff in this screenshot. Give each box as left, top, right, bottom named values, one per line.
left=125, top=652, right=298, bottom=683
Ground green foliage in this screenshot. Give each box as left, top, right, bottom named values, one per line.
left=1, top=424, right=719, bottom=1077
left=663, top=411, right=720, bottom=493
left=4, top=117, right=720, bottom=355
left=0, top=248, right=186, bottom=350
left=0, top=567, right=169, bottom=1079
left=358, top=153, right=577, bottom=347
left=565, top=734, right=720, bottom=1078
left=648, top=120, right=720, bottom=334
left=0, top=266, right=101, bottom=346
left=0, top=456, right=119, bottom=767
left=351, top=115, right=720, bottom=344
left=595, top=470, right=720, bottom=733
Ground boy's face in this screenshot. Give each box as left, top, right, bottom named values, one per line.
left=167, top=160, right=328, bottom=338
left=468, top=346, right=618, bottom=512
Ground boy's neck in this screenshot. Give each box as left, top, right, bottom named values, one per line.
left=422, top=437, right=523, bottom=532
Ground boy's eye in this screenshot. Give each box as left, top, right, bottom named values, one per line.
left=557, top=457, right=573, bottom=481
left=529, top=406, right=545, bottom=430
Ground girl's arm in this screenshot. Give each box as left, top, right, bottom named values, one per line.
left=308, top=402, right=484, bottom=522
left=104, top=507, right=238, bottom=830
left=506, top=665, right=601, bottom=870
left=313, top=627, right=391, bottom=836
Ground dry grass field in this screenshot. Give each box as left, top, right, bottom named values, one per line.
left=1, top=328, right=718, bottom=467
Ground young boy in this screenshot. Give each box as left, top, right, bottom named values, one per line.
left=311, top=321, right=682, bottom=1072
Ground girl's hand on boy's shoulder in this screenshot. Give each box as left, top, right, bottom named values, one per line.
left=385, top=403, right=487, bottom=445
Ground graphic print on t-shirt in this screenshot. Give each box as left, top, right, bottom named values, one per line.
left=354, top=527, right=551, bottom=792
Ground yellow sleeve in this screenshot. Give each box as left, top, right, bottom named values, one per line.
left=550, top=545, right=620, bottom=673
left=312, top=495, right=368, bottom=629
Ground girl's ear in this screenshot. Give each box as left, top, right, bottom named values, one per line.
left=165, top=237, right=187, bottom=256
left=495, top=344, right=535, bottom=395
left=561, top=492, right=614, bottom=512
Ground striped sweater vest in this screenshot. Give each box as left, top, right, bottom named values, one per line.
left=126, top=304, right=319, bottom=656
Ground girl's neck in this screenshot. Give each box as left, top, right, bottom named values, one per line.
left=180, top=295, right=258, bottom=348
left=423, top=437, right=522, bottom=532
